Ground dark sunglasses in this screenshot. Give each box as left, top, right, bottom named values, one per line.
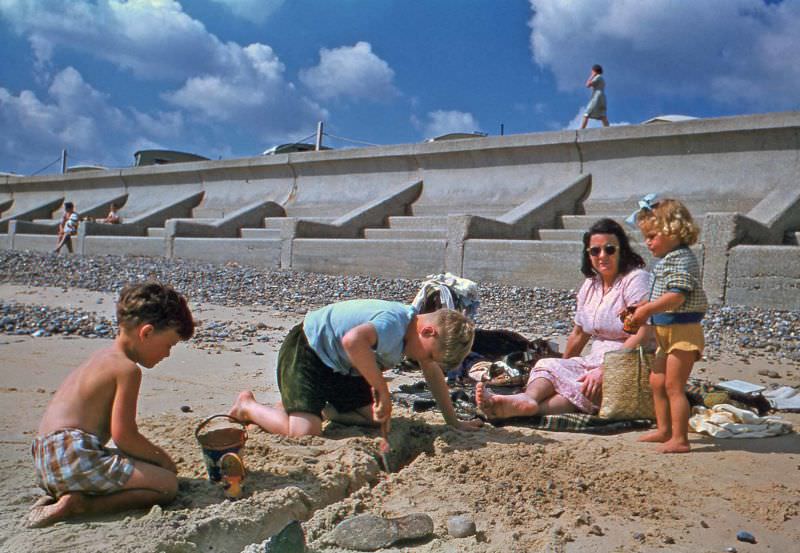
left=587, top=244, right=618, bottom=257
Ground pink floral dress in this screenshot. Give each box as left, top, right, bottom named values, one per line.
left=528, top=268, right=650, bottom=413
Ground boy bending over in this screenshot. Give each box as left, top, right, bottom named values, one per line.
left=27, top=282, right=194, bottom=528
left=229, top=299, right=481, bottom=437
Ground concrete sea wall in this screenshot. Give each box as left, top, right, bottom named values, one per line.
left=2, top=111, right=799, bottom=308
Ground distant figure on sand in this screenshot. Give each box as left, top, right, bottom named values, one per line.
left=229, top=299, right=482, bottom=437
left=580, top=64, right=609, bottom=129
left=54, top=202, right=79, bottom=254
left=477, top=219, right=649, bottom=420
left=627, top=197, right=707, bottom=453
left=27, top=282, right=194, bottom=528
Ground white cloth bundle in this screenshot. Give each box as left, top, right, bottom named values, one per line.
left=689, top=404, right=793, bottom=438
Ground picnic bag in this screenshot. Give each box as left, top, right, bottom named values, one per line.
left=599, top=347, right=655, bottom=420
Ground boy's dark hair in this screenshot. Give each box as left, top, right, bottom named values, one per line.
left=117, top=282, right=194, bottom=340
left=64, top=202, right=74, bottom=211
left=581, top=218, right=645, bottom=278
left=592, top=64, right=603, bottom=74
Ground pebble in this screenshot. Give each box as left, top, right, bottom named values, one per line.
left=736, top=531, right=756, bottom=544
left=1, top=251, right=799, bottom=367
left=180, top=405, right=193, bottom=413
left=632, top=532, right=645, bottom=542
left=725, top=547, right=737, bottom=553
left=447, top=515, right=476, bottom=538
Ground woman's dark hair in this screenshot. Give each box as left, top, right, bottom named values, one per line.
left=592, top=64, right=603, bottom=74
left=581, top=218, right=644, bottom=278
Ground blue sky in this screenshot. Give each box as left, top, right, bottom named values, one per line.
left=1, top=0, right=798, bottom=175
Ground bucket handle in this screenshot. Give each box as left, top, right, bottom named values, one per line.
left=195, top=414, right=248, bottom=442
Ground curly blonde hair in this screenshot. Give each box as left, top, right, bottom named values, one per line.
left=636, top=198, right=699, bottom=246
left=432, top=308, right=475, bottom=369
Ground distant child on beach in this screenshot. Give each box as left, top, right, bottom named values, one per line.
left=627, top=197, right=707, bottom=453
left=27, top=282, right=194, bottom=528
left=54, top=202, right=78, bottom=254
left=229, top=299, right=482, bottom=437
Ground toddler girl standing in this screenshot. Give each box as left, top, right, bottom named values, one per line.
left=627, top=197, right=707, bottom=453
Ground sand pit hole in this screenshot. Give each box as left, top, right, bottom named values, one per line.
left=378, top=419, right=437, bottom=474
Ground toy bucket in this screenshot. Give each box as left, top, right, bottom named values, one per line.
left=195, top=414, right=247, bottom=482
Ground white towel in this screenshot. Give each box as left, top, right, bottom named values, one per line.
left=688, top=404, right=793, bottom=438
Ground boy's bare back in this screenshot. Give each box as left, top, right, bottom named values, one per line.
left=37, top=344, right=140, bottom=443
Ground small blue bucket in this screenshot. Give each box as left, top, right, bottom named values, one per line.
left=195, top=414, right=247, bottom=482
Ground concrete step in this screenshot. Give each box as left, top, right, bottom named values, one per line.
left=147, top=227, right=165, bottom=237
left=410, top=205, right=511, bottom=217
left=240, top=228, right=281, bottom=239
left=560, top=214, right=629, bottom=230
left=263, top=216, right=336, bottom=228
left=386, top=216, right=448, bottom=230
left=363, top=228, right=448, bottom=240
left=539, top=228, right=644, bottom=242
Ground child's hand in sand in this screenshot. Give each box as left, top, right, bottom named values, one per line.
left=456, top=419, right=483, bottom=432
left=372, top=387, right=392, bottom=429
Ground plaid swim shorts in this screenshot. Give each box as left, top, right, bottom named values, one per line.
left=31, top=428, right=135, bottom=498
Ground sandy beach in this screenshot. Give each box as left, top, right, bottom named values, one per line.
left=1, top=274, right=798, bottom=552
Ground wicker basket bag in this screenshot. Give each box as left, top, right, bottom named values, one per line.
left=599, top=347, right=656, bottom=420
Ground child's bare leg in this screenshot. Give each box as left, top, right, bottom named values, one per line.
left=658, top=350, right=695, bottom=454
left=639, top=355, right=671, bottom=443
left=322, top=404, right=378, bottom=427
left=27, top=460, right=176, bottom=528
left=229, top=391, right=322, bottom=436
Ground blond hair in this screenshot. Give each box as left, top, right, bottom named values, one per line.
left=431, top=308, right=475, bottom=369
left=636, top=198, right=699, bottom=246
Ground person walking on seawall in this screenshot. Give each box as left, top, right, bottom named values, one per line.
left=580, top=64, right=609, bottom=129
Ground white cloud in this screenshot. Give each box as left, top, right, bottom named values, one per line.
left=420, top=110, right=481, bottom=138
left=529, top=0, right=800, bottom=111
left=0, top=0, right=329, bottom=151
left=0, top=67, right=184, bottom=171
left=209, top=0, right=284, bottom=23
left=300, top=42, right=398, bottom=102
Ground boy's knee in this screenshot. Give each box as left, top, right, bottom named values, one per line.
left=159, top=474, right=178, bottom=503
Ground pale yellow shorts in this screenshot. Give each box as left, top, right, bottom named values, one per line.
left=654, top=323, right=704, bottom=360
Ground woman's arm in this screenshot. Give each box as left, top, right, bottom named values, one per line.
left=563, top=324, right=591, bottom=358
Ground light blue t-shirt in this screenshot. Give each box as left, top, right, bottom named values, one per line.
left=303, top=299, right=416, bottom=376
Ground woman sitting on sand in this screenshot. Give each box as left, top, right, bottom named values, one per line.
left=477, top=218, right=650, bottom=419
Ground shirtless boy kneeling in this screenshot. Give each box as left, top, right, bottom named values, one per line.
left=27, top=282, right=194, bottom=528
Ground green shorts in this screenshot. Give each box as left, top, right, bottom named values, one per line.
left=277, top=324, right=373, bottom=417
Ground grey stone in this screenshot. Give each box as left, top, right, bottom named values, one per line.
left=447, top=515, right=476, bottom=538
left=330, top=513, right=433, bottom=551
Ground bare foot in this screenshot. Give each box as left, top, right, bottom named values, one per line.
left=31, top=496, right=56, bottom=508
left=658, top=440, right=691, bottom=454
left=228, top=391, right=256, bottom=423
left=637, top=430, right=670, bottom=443
left=476, top=383, right=539, bottom=420
left=26, top=493, right=83, bottom=528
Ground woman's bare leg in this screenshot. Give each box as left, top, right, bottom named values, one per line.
left=477, top=377, right=565, bottom=419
